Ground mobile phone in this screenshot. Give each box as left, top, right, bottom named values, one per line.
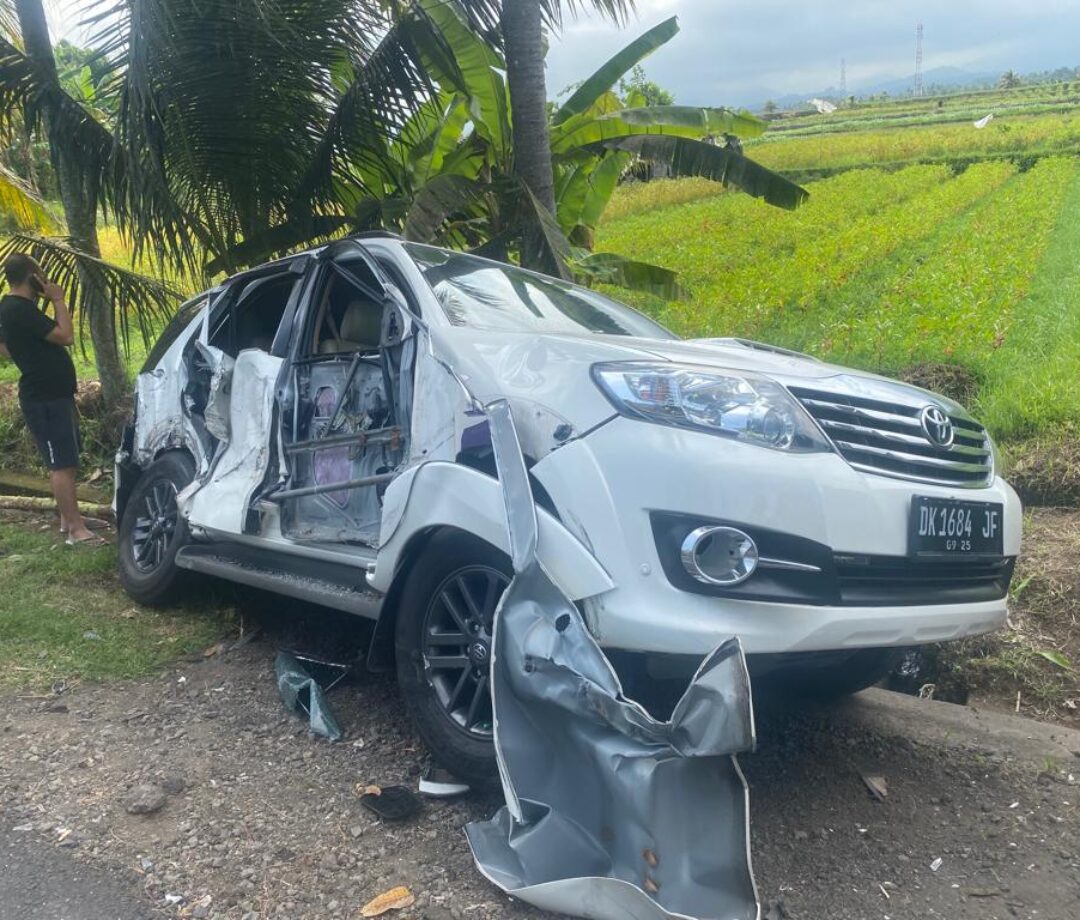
left=30, top=274, right=44, bottom=295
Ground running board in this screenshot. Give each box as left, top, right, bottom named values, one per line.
left=175, top=543, right=384, bottom=618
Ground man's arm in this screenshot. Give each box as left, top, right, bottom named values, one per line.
left=41, top=278, right=75, bottom=347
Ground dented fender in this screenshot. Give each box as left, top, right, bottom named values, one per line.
left=372, top=461, right=614, bottom=602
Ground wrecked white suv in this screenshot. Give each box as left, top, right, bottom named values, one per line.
left=115, top=234, right=1021, bottom=780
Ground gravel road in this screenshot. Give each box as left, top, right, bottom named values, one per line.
left=2, top=632, right=1078, bottom=920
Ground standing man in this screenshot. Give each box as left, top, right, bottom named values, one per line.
left=0, top=252, right=98, bottom=544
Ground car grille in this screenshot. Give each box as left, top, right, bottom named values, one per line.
left=788, top=386, right=993, bottom=488
left=834, top=553, right=1014, bottom=606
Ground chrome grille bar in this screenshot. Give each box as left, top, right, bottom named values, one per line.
left=789, top=386, right=994, bottom=488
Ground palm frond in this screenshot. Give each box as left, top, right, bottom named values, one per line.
left=0, top=233, right=182, bottom=353
left=0, top=161, right=56, bottom=230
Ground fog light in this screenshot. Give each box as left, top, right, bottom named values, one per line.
left=680, top=526, right=759, bottom=586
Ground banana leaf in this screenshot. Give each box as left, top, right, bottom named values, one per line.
left=596, top=135, right=809, bottom=210
left=552, top=16, right=679, bottom=125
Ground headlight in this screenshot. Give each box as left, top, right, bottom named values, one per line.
left=592, top=362, right=831, bottom=452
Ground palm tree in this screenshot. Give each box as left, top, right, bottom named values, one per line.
left=0, top=0, right=498, bottom=409
left=8, top=0, right=130, bottom=407
left=501, top=0, right=631, bottom=271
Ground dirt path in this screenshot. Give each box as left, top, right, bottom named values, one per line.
left=2, top=638, right=1078, bottom=920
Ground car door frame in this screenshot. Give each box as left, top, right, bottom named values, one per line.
left=265, top=239, right=415, bottom=540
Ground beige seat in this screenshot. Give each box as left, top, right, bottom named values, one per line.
left=319, top=298, right=384, bottom=354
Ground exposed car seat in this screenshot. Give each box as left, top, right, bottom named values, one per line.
left=319, top=297, right=384, bottom=354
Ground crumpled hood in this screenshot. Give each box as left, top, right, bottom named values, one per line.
left=434, top=328, right=961, bottom=436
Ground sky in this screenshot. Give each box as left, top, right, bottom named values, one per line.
left=46, top=0, right=1080, bottom=108
left=544, top=0, right=1080, bottom=106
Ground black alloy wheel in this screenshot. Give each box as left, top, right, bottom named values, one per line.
left=131, top=479, right=179, bottom=572
left=118, top=451, right=195, bottom=606
left=421, top=565, right=511, bottom=739
left=395, top=531, right=513, bottom=784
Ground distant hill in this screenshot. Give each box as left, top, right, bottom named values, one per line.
left=752, top=66, right=1002, bottom=112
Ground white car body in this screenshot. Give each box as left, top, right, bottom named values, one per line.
left=116, top=235, right=1020, bottom=668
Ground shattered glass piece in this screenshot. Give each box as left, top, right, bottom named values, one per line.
left=274, top=651, right=345, bottom=741
left=465, top=400, right=759, bottom=920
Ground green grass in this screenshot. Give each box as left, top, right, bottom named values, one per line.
left=0, top=519, right=232, bottom=689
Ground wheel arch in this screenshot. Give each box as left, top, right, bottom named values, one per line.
left=366, top=524, right=507, bottom=671
left=116, top=445, right=198, bottom=522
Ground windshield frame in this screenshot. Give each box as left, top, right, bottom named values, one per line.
left=404, top=243, right=679, bottom=341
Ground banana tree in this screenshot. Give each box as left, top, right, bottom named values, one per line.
left=221, top=12, right=807, bottom=300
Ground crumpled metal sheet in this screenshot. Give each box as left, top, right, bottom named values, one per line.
left=274, top=651, right=344, bottom=741
left=465, top=400, right=759, bottom=920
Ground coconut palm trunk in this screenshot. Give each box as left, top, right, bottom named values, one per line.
left=14, top=0, right=127, bottom=409
left=500, top=0, right=558, bottom=271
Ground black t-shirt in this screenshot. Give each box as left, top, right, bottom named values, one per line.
left=0, top=294, right=77, bottom=401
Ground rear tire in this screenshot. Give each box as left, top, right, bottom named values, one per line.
left=118, top=452, right=195, bottom=606
left=395, top=532, right=511, bottom=785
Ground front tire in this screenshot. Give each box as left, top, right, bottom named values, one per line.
left=395, top=532, right=511, bottom=785
left=118, top=452, right=195, bottom=606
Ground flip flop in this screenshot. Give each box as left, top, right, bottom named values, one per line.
left=65, top=532, right=108, bottom=547
left=61, top=519, right=108, bottom=536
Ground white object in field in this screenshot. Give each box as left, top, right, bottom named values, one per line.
left=811, top=98, right=837, bottom=114
left=974, top=113, right=994, bottom=129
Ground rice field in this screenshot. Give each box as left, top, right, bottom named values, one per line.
left=600, top=149, right=1080, bottom=442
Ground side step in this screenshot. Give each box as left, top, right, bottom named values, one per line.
left=175, top=543, right=384, bottom=618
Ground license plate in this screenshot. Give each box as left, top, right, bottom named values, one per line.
left=909, top=496, right=1004, bottom=557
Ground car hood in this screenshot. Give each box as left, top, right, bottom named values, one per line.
left=434, top=328, right=966, bottom=437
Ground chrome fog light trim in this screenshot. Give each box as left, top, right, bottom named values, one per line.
left=680, top=526, right=759, bottom=586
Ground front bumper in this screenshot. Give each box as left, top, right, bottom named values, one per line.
left=531, top=417, right=1021, bottom=656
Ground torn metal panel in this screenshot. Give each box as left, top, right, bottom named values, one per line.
left=370, top=460, right=614, bottom=601
left=196, top=342, right=235, bottom=443
left=184, top=349, right=283, bottom=535
left=466, top=400, right=758, bottom=920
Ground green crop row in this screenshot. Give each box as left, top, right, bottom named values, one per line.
left=748, top=110, right=1080, bottom=172
left=600, top=161, right=1015, bottom=338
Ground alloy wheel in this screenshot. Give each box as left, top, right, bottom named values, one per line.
left=421, top=565, right=510, bottom=739
left=131, top=480, right=179, bottom=573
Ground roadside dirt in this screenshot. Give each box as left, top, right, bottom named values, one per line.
left=2, top=629, right=1079, bottom=920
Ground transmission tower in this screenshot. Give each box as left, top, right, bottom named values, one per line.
left=840, top=58, right=847, bottom=96
left=914, top=23, right=924, bottom=97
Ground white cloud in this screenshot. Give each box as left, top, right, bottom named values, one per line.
left=546, top=0, right=1080, bottom=106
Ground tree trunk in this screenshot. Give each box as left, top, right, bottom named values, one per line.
left=14, top=0, right=129, bottom=410
left=500, top=0, right=560, bottom=273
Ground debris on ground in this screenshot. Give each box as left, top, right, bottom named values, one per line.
left=418, top=767, right=470, bottom=799
left=359, top=785, right=422, bottom=822
left=360, top=886, right=416, bottom=917
left=274, top=650, right=347, bottom=740
left=861, top=774, right=888, bottom=802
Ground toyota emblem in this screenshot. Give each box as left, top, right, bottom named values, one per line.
left=919, top=405, right=954, bottom=447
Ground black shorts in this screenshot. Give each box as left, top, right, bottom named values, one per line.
left=20, top=395, right=81, bottom=471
